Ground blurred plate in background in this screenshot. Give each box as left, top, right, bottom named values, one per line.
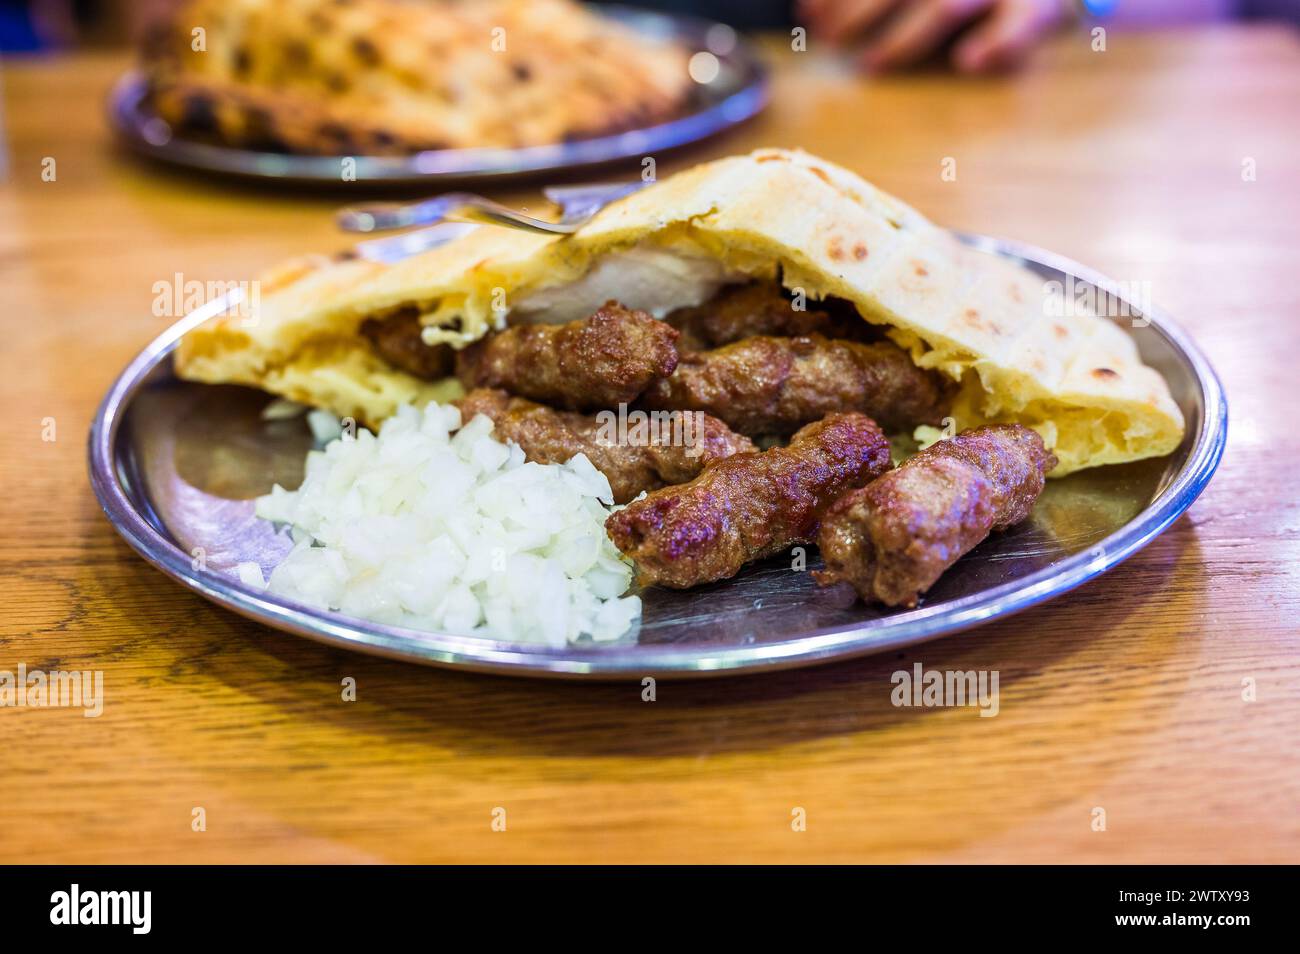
left=106, top=7, right=768, bottom=187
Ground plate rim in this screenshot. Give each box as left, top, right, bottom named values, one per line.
left=105, top=6, right=770, bottom=186
left=87, top=235, right=1228, bottom=679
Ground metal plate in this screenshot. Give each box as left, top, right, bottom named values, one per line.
left=88, top=236, right=1227, bottom=678
left=106, top=7, right=768, bottom=187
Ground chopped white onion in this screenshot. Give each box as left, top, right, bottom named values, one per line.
left=250, top=402, right=640, bottom=646
left=306, top=409, right=345, bottom=444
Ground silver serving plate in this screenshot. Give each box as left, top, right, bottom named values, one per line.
left=88, top=236, right=1226, bottom=678
left=107, top=7, right=768, bottom=186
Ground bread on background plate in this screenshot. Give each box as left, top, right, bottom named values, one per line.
left=141, top=0, right=693, bottom=155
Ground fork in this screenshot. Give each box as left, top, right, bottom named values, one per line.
left=348, top=181, right=646, bottom=264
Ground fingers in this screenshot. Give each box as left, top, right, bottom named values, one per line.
left=860, top=0, right=996, bottom=72
left=799, top=0, right=1067, bottom=74
left=802, top=0, right=902, bottom=45
left=952, top=0, right=1069, bottom=73
left=795, top=0, right=830, bottom=23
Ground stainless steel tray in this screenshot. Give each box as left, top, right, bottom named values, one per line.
left=106, top=7, right=768, bottom=186
left=88, top=236, right=1226, bottom=678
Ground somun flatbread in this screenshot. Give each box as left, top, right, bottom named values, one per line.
left=175, top=148, right=1184, bottom=475
left=142, top=0, right=691, bottom=155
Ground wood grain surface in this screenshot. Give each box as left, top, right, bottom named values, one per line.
left=2, top=25, right=1298, bottom=863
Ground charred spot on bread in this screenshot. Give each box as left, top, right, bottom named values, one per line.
left=351, top=36, right=381, bottom=67
left=178, top=92, right=221, bottom=134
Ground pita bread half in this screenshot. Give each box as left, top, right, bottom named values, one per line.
left=175, top=148, right=1184, bottom=475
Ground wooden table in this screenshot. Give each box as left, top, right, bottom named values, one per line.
left=2, top=25, right=1298, bottom=864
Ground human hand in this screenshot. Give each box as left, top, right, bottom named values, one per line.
left=797, top=0, right=1074, bottom=73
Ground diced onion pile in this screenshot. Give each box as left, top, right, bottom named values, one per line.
left=246, top=402, right=641, bottom=646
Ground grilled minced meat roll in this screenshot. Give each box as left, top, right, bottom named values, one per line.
left=176, top=149, right=1184, bottom=476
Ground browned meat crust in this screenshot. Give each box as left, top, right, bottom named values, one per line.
left=457, top=388, right=754, bottom=505
left=360, top=309, right=453, bottom=380
left=640, top=333, right=952, bottom=436
left=663, top=281, right=874, bottom=351
left=456, top=301, right=679, bottom=411
left=605, top=412, right=892, bottom=589
left=814, top=425, right=1057, bottom=608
